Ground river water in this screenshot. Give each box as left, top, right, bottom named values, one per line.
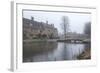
left=23, top=41, right=90, bottom=62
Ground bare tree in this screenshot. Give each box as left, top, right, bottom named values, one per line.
left=61, top=16, right=69, bottom=40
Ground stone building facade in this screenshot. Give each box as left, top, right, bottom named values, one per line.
left=23, top=17, right=58, bottom=39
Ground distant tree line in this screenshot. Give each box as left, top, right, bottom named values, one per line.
left=84, top=22, right=91, bottom=38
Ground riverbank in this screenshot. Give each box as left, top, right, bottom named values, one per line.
left=23, top=39, right=57, bottom=42
left=57, top=39, right=90, bottom=44
left=23, top=39, right=90, bottom=44
left=77, top=48, right=91, bottom=59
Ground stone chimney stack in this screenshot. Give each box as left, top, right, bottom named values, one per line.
left=30, top=17, right=34, bottom=26
left=46, top=20, right=48, bottom=25
left=31, top=16, right=34, bottom=21
left=51, top=24, right=54, bottom=27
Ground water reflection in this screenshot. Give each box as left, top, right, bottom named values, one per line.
left=23, top=41, right=90, bottom=62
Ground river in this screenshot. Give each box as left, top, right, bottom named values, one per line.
left=23, top=41, right=90, bottom=62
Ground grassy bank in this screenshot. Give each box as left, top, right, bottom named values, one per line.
left=77, top=48, right=91, bottom=59
left=23, top=39, right=57, bottom=42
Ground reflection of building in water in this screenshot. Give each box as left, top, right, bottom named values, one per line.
left=23, top=41, right=58, bottom=62
left=23, top=17, right=58, bottom=39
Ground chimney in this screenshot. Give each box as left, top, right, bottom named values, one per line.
left=30, top=17, right=34, bottom=26
left=31, top=16, right=34, bottom=21
left=46, top=20, right=48, bottom=25
left=51, top=24, right=54, bottom=27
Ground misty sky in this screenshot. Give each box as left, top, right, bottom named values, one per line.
left=23, top=10, right=91, bottom=34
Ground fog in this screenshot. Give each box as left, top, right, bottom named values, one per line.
left=23, top=10, right=91, bottom=34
